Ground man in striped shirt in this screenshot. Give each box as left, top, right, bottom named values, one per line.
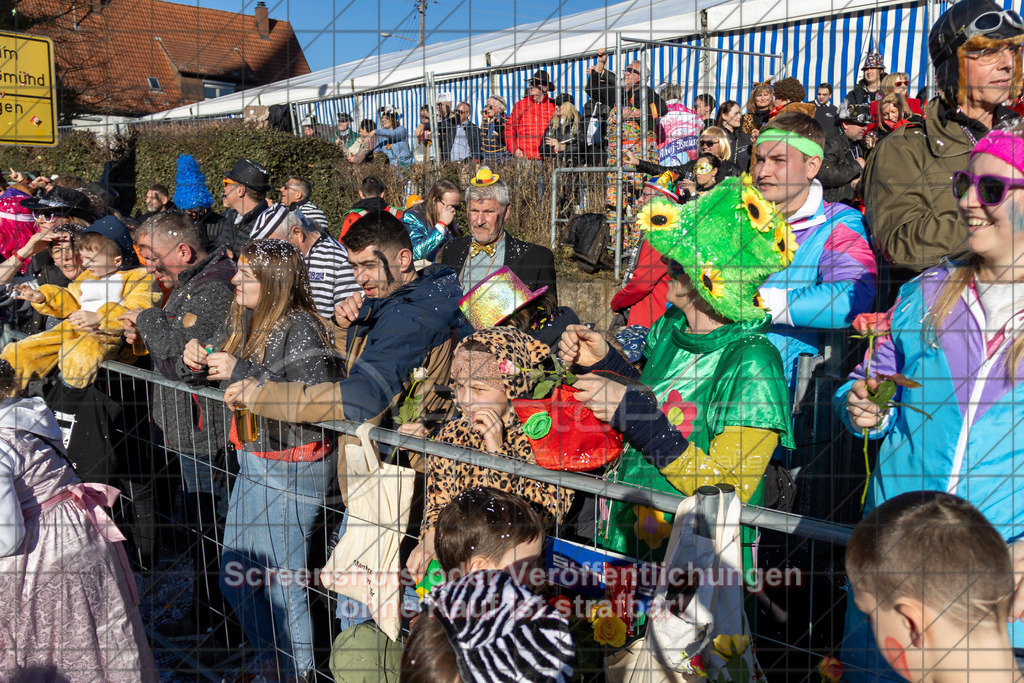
left=270, top=211, right=359, bottom=320
left=279, top=175, right=329, bottom=232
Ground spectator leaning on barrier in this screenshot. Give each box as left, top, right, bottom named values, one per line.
left=279, top=175, right=328, bottom=232
left=862, top=0, right=1024, bottom=300
left=270, top=211, right=360, bottom=321
left=436, top=168, right=557, bottom=300
left=480, top=96, right=510, bottom=162
left=331, top=111, right=358, bottom=149
left=120, top=212, right=237, bottom=641
left=222, top=210, right=467, bottom=491
left=506, top=70, right=557, bottom=160
left=216, top=158, right=274, bottom=258
left=753, top=111, right=877, bottom=391
left=837, top=121, right=1024, bottom=682
left=819, top=102, right=871, bottom=206
left=375, top=105, right=414, bottom=167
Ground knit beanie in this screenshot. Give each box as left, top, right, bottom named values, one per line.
left=449, top=327, right=549, bottom=401
left=172, top=154, right=213, bottom=210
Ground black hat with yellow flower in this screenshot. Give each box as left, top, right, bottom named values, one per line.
left=638, top=174, right=797, bottom=322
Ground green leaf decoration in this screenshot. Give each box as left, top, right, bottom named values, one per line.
left=868, top=379, right=897, bottom=408
left=534, top=380, right=556, bottom=399
left=564, top=371, right=577, bottom=385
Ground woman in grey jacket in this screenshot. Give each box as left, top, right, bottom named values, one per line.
left=183, top=238, right=337, bottom=683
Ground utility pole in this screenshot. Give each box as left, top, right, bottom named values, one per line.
left=418, top=0, right=426, bottom=47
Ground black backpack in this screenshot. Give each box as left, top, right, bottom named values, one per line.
left=564, top=213, right=611, bottom=273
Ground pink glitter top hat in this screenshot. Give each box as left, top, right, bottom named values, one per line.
left=458, top=266, right=549, bottom=329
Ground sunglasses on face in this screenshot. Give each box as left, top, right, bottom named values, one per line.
left=625, top=68, right=640, bottom=75
left=223, top=178, right=239, bottom=189
left=34, top=212, right=60, bottom=223
left=699, top=139, right=716, bottom=147
left=952, top=170, right=1024, bottom=206
left=895, top=80, right=909, bottom=86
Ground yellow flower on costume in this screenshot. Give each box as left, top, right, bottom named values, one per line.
left=741, top=172, right=754, bottom=188
left=636, top=200, right=682, bottom=232
left=590, top=600, right=615, bottom=622
left=773, top=224, right=798, bottom=265
left=714, top=634, right=750, bottom=659
left=633, top=505, right=673, bottom=549
left=752, top=291, right=766, bottom=309
left=700, top=262, right=726, bottom=299
left=592, top=614, right=628, bottom=648
left=741, top=187, right=775, bottom=232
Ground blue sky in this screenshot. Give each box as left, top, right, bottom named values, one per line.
left=194, top=0, right=603, bottom=73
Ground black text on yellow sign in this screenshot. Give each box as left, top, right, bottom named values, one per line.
left=0, top=31, right=56, bottom=147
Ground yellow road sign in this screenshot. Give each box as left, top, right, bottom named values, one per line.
left=0, top=31, right=56, bottom=147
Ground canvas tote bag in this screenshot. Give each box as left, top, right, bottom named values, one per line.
left=321, top=422, right=415, bottom=641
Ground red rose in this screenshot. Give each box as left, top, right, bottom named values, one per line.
left=852, top=312, right=891, bottom=336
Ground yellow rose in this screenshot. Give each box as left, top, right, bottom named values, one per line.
left=592, top=615, right=627, bottom=648
left=713, top=633, right=750, bottom=659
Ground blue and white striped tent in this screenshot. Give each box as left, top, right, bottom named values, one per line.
left=140, top=0, right=1019, bottom=127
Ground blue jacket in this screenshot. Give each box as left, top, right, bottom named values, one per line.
left=761, top=184, right=876, bottom=390
left=834, top=259, right=1024, bottom=670
left=403, top=204, right=451, bottom=261
left=374, top=126, right=413, bottom=166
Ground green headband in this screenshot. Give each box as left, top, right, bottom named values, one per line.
left=756, top=128, right=824, bottom=159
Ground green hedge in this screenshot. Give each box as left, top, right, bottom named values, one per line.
left=0, top=122, right=615, bottom=280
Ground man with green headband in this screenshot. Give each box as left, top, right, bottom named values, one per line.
left=752, top=111, right=876, bottom=394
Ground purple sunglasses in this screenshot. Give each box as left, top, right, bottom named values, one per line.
left=952, top=171, right=1024, bottom=206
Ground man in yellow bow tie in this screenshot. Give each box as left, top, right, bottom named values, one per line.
left=437, top=170, right=558, bottom=301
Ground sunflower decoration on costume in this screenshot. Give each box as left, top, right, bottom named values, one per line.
left=640, top=176, right=795, bottom=323
left=700, top=262, right=725, bottom=299
left=635, top=196, right=683, bottom=233
left=773, top=223, right=798, bottom=265
left=740, top=184, right=777, bottom=233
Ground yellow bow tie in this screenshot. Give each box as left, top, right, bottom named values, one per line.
left=469, top=242, right=497, bottom=257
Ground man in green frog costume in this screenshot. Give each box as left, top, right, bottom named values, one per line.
left=561, top=175, right=795, bottom=567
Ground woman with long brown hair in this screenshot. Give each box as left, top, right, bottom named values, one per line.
left=840, top=120, right=1024, bottom=675
left=183, top=238, right=337, bottom=683
left=402, top=178, right=461, bottom=261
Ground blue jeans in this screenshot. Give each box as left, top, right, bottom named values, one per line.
left=220, top=449, right=336, bottom=678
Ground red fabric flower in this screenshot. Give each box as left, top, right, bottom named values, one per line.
left=852, top=312, right=891, bottom=336
left=660, top=390, right=697, bottom=438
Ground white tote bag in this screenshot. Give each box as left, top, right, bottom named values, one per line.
left=321, top=422, right=415, bottom=642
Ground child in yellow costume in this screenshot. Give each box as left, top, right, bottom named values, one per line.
left=1, top=216, right=160, bottom=391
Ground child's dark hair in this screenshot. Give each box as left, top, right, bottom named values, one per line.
left=400, top=612, right=460, bottom=683
left=846, top=491, right=1013, bottom=630
left=74, top=232, right=120, bottom=261
left=342, top=210, right=413, bottom=255
left=434, top=487, right=545, bottom=574
left=505, top=292, right=558, bottom=331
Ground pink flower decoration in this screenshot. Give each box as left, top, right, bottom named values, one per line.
left=498, top=359, right=517, bottom=375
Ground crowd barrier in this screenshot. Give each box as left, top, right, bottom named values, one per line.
left=79, top=354, right=871, bottom=682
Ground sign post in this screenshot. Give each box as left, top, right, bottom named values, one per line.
left=0, top=31, right=57, bottom=147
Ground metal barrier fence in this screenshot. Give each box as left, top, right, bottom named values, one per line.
left=79, top=355, right=867, bottom=682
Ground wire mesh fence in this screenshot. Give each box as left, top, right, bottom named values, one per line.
left=65, top=350, right=875, bottom=682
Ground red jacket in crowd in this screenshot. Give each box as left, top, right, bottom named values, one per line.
left=610, top=239, right=668, bottom=329
left=505, top=95, right=556, bottom=160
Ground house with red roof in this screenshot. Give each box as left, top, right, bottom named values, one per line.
left=15, top=0, right=309, bottom=119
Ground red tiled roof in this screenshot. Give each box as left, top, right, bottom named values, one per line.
left=17, top=0, right=310, bottom=116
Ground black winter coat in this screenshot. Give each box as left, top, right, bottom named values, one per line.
left=136, top=247, right=236, bottom=456
left=819, top=130, right=867, bottom=205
